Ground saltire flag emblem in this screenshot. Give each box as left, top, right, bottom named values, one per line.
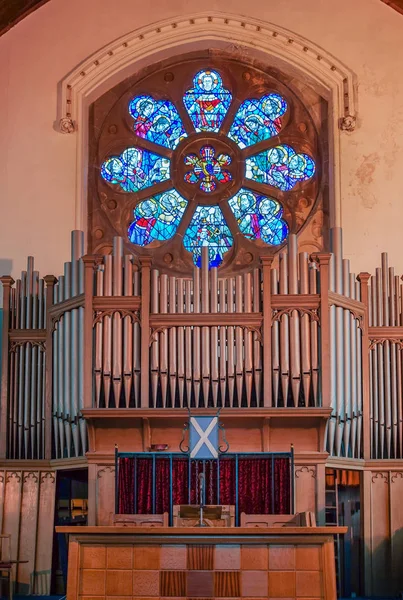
left=189, top=416, right=219, bottom=459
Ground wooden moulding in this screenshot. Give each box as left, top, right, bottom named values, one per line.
left=271, top=293, right=320, bottom=310
left=328, top=291, right=365, bottom=319
left=8, top=329, right=47, bottom=341
left=81, top=407, right=332, bottom=419
left=44, top=275, right=58, bottom=460
left=0, top=276, right=14, bottom=458
left=149, top=312, right=262, bottom=327
left=368, top=326, right=403, bottom=340
left=358, top=272, right=371, bottom=461
left=56, top=525, right=347, bottom=536
left=48, top=293, right=84, bottom=321
left=93, top=295, right=142, bottom=310
left=311, top=253, right=332, bottom=409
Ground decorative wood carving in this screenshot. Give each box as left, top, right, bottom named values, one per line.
left=371, top=472, right=389, bottom=483
left=390, top=472, right=403, bottom=483
left=40, top=472, right=55, bottom=483
left=295, top=466, right=316, bottom=479
left=6, top=471, right=21, bottom=482
left=97, top=465, right=116, bottom=479
left=23, top=472, right=39, bottom=483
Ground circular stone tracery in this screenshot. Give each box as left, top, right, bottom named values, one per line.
left=172, top=132, right=243, bottom=205
left=93, top=55, right=324, bottom=275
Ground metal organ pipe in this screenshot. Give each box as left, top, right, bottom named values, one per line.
left=271, top=268, right=280, bottom=407
left=299, top=253, right=311, bottom=407
left=5, top=228, right=403, bottom=463
left=279, top=253, right=290, bottom=405
left=112, top=237, right=124, bottom=408
left=288, top=235, right=301, bottom=406
left=253, top=268, right=262, bottom=406
left=210, top=268, right=219, bottom=407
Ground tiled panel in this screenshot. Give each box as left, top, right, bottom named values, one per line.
left=80, top=570, right=106, bottom=596
left=79, top=596, right=105, bottom=600
left=215, top=545, right=241, bottom=570
left=241, top=570, right=268, bottom=597
left=160, top=545, right=187, bottom=570
left=241, top=545, right=269, bottom=570
left=160, top=571, right=186, bottom=596
left=269, top=546, right=296, bottom=570
left=132, top=570, right=160, bottom=597
left=133, top=546, right=161, bottom=570
left=295, top=571, right=322, bottom=597
left=106, top=569, right=133, bottom=595
left=107, top=546, right=133, bottom=570
left=215, top=571, right=241, bottom=597
left=268, top=571, right=296, bottom=598
left=82, top=546, right=107, bottom=569
left=187, top=545, right=214, bottom=570
left=295, top=546, right=321, bottom=571
left=187, top=571, right=214, bottom=597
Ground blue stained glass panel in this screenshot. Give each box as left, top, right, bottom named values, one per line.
left=101, top=147, right=170, bottom=192
left=245, top=144, right=315, bottom=191
left=183, top=70, right=232, bottom=133
left=128, top=190, right=187, bottom=246
left=228, top=93, right=287, bottom=149
left=183, top=206, right=233, bottom=268
left=228, top=188, right=288, bottom=246
left=128, top=95, right=187, bottom=149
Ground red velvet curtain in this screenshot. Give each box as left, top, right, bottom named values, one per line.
left=118, top=457, right=134, bottom=514
left=118, top=455, right=291, bottom=516
left=274, top=457, right=291, bottom=514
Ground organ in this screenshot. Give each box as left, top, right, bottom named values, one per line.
left=1, top=225, right=403, bottom=596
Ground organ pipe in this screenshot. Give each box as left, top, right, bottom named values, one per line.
left=2, top=230, right=403, bottom=460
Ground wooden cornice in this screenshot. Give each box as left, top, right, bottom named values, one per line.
left=49, top=293, right=85, bottom=320
left=368, top=326, right=403, bottom=339
left=9, top=329, right=46, bottom=341
left=81, top=407, right=332, bottom=420
left=149, top=312, right=262, bottom=328
left=271, top=294, right=320, bottom=310
left=328, top=291, right=365, bottom=319
left=93, top=296, right=142, bottom=311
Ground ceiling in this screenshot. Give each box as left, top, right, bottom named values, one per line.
left=0, top=0, right=402, bottom=37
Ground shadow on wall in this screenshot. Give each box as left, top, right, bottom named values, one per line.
left=369, top=528, right=403, bottom=597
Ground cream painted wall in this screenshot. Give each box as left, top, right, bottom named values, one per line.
left=0, top=0, right=403, bottom=293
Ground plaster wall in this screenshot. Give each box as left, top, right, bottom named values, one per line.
left=0, top=0, right=403, bottom=293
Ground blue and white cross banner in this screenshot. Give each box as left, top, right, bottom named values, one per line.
left=189, top=416, right=219, bottom=459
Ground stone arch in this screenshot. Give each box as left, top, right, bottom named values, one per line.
left=58, top=11, right=357, bottom=233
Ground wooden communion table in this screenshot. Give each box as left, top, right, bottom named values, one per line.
left=57, top=526, right=346, bottom=600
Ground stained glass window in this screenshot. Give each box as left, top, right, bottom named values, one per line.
left=184, top=146, right=232, bottom=193
left=129, top=95, right=187, bottom=149
left=183, top=70, right=232, bottom=133
left=128, top=190, right=187, bottom=245
left=183, top=206, right=233, bottom=267
left=245, top=144, right=316, bottom=191
left=98, top=64, right=318, bottom=271
left=228, top=94, right=287, bottom=149
left=101, top=147, right=170, bottom=192
left=228, top=189, right=288, bottom=245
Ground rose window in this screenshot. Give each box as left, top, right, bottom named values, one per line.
left=97, top=62, right=320, bottom=272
